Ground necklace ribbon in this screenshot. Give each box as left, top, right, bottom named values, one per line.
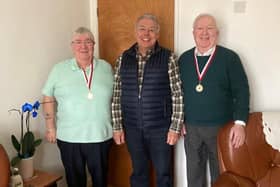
left=194, top=47, right=217, bottom=84
left=82, top=62, right=94, bottom=99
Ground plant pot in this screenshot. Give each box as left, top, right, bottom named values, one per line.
left=19, top=157, right=34, bottom=180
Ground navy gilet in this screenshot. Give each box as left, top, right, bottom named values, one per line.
left=120, top=43, right=172, bottom=129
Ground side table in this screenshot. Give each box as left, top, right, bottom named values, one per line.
left=23, top=170, right=62, bottom=187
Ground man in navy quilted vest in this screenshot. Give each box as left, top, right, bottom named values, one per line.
left=112, top=13, right=184, bottom=187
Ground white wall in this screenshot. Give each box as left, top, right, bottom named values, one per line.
left=174, top=0, right=280, bottom=186
left=0, top=0, right=91, bottom=186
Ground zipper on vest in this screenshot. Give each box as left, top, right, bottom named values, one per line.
left=138, top=86, right=142, bottom=99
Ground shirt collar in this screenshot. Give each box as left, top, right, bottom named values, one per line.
left=195, top=46, right=216, bottom=56
left=71, top=58, right=96, bottom=71
left=135, top=44, right=154, bottom=58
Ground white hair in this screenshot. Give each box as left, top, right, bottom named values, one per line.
left=135, top=13, right=160, bottom=33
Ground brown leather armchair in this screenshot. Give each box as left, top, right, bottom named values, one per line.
left=0, top=144, right=10, bottom=187
left=213, top=112, right=280, bottom=187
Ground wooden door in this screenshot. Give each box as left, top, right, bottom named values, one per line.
left=97, top=1, right=174, bottom=187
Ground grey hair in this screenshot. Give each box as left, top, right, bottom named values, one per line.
left=135, top=13, right=160, bottom=33
left=193, top=13, right=218, bottom=30
left=72, top=26, right=95, bottom=41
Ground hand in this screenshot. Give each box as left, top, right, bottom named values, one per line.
left=45, top=129, right=56, bottom=143
left=166, top=130, right=180, bottom=145
left=113, top=131, right=125, bottom=145
left=229, top=124, right=246, bottom=148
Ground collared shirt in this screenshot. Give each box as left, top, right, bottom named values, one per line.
left=112, top=46, right=184, bottom=133
left=195, top=46, right=216, bottom=56
left=136, top=49, right=152, bottom=97
left=42, top=58, right=114, bottom=142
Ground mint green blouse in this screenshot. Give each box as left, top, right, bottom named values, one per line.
left=42, top=58, right=113, bottom=143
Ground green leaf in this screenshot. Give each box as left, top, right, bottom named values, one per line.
left=22, top=132, right=35, bottom=158
left=11, top=135, right=21, bottom=152
left=34, top=139, right=42, bottom=147
left=11, top=156, right=21, bottom=167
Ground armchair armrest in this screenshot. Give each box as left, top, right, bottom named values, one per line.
left=213, top=172, right=255, bottom=187
left=0, top=144, right=10, bottom=187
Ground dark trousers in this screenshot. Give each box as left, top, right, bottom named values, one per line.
left=125, top=127, right=172, bottom=187
left=184, top=125, right=220, bottom=187
left=57, top=139, right=112, bottom=187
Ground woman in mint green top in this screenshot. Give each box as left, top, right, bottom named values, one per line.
left=42, top=27, right=113, bottom=187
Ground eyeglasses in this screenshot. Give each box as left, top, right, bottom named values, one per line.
left=136, top=26, right=159, bottom=34
left=72, top=40, right=95, bottom=46
left=194, top=26, right=217, bottom=32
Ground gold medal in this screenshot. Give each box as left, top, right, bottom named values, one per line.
left=195, top=84, right=203, bottom=92
left=88, top=92, right=93, bottom=99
